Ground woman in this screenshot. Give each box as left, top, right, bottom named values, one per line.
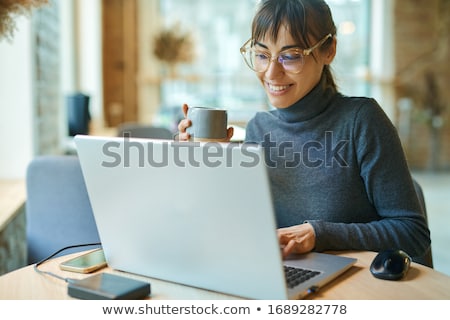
left=178, top=0, right=430, bottom=259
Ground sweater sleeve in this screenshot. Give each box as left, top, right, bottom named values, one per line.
left=308, top=99, right=431, bottom=257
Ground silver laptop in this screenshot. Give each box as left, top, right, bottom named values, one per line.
left=74, top=135, right=356, bottom=300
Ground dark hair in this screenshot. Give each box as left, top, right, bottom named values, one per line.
left=252, top=0, right=337, bottom=92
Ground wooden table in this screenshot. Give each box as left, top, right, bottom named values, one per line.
left=1, top=250, right=449, bottom=300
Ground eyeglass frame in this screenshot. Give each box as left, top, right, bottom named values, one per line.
left=240, top=33, right=332, bottom=74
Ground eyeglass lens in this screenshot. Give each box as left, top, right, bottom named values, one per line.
left=246, top=50, right=304, bottom=73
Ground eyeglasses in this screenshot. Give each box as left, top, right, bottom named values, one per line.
left=240, top=34, right=332, bottom=74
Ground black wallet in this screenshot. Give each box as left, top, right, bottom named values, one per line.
left=68, top=273, right=151, bottom=300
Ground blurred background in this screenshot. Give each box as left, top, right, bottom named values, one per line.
left=0, top=0, right=449, bottom=276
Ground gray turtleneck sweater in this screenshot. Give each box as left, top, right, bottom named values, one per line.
left=244, top=80, right=430, bottom=258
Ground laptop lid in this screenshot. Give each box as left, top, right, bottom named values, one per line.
left=74, top=135, right=356, bottom=299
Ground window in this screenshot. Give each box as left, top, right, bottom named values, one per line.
left=329, top=0, right=371, bottom=96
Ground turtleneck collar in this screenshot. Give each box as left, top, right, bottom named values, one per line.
left=274, top=76, right=336, bottom=123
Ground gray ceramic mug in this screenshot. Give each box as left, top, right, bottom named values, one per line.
left=186, top=107, right=228, bottom=142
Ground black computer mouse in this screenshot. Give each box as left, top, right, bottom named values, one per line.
left=370, top=249, right=411, bottom=280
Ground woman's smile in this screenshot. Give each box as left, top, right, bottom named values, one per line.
left=265, top=81, right=294, bottom=95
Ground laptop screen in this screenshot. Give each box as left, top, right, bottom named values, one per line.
left=75, top=135, right=288, bottom=299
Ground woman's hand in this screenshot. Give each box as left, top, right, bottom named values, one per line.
left=177, top=104, right=192, bottom=141
left=278, top=223, right=316, bottom=258
left=176, top=104, right=234, bottom=141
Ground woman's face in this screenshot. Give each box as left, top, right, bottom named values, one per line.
left=255, top=26, right=334, bottom=109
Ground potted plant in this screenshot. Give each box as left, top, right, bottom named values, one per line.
left=152, top=23, right=194, bottom=78
left=0, top=0, right=48, bottom=41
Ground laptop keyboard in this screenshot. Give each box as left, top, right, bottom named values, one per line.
left=284, top=265, right=321, bottom=289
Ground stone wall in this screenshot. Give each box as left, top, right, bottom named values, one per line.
left=394, top=0, right=450, bottom=171
left=33, top=0, right=62, bottom=156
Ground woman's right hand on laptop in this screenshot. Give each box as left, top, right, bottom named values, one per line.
left=278, top=223, right=316, bottom=258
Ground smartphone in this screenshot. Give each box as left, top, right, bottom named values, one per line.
left=60, top=248, right=107, bottom=273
